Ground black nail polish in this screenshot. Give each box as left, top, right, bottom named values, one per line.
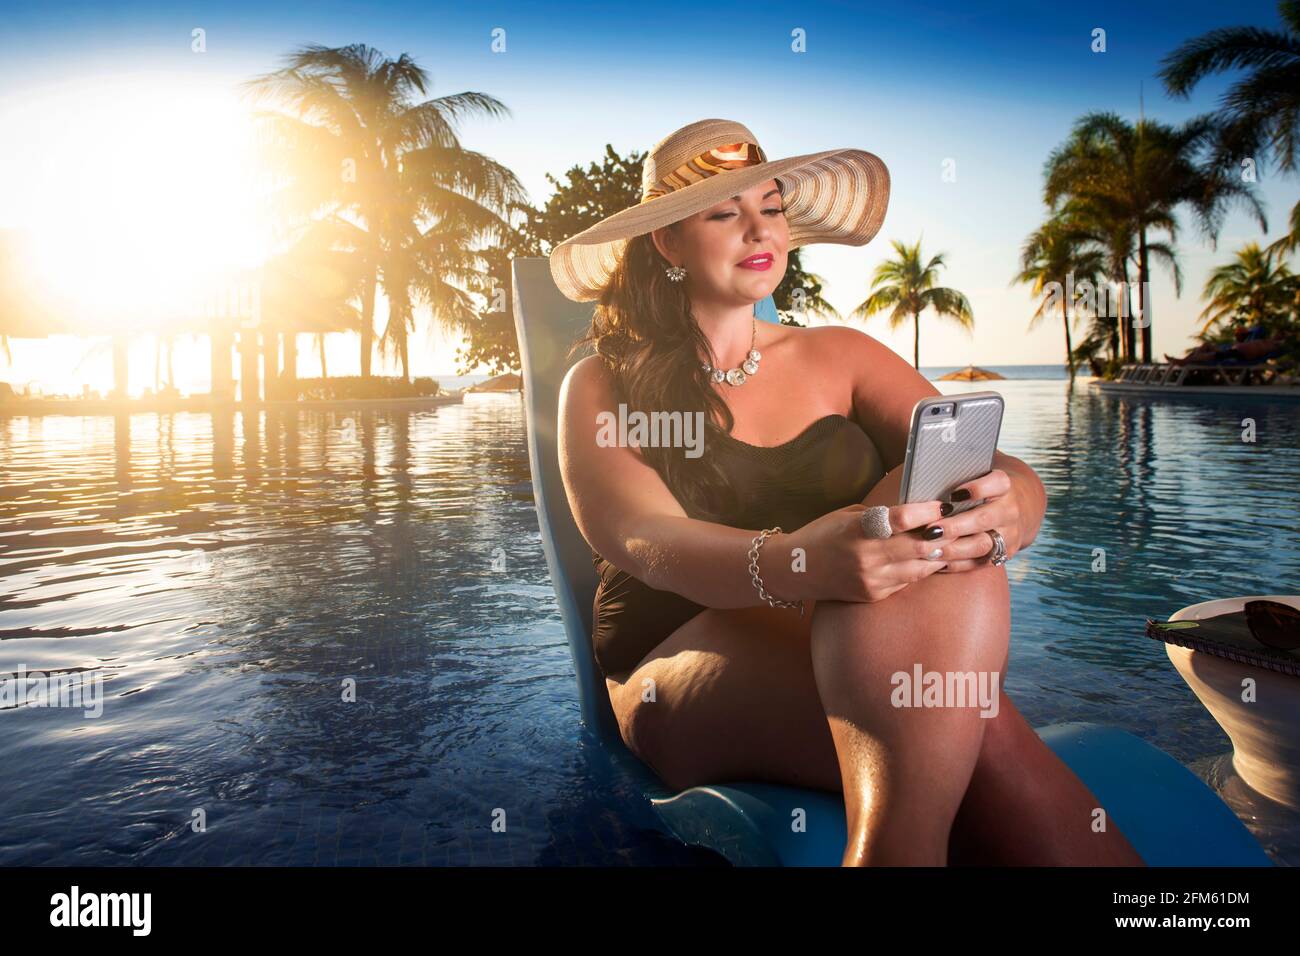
left=951, top=488, right=971, bottom=502
left=923, top=525, right=944, bottom=540
left=939, top=502, right=953, bottom=516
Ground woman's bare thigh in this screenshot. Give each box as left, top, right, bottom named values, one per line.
left=605, top=601, right=843, bottom=794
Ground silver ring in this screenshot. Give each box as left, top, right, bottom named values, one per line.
left=986, top=529, right=1008, bottom=566
left=859, top=505, right=893, bottom=540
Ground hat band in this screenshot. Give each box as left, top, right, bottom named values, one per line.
left=641, top=141, right=768, bottom=203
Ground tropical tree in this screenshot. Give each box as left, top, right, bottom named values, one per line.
left=1041, top=193, right=1136, bottom=365
left=245, top=43, right=527, bottom=381
left=774, top=247, right=837, bottom=325
left=1268, top=202, right=1300, bottom=260
left=1159, top=0, right=1300, bottom=259
left=1043, top=111, right=1266, bottom=363
left=1013, top=214, right=1108, bottom=375
left=1054, top=192, right=1184, bottom=366
left=1198, top=241, right=1298, bottom=337
left=853, top=237, right=973, bottom=369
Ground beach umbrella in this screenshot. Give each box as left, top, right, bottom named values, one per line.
left=466, top=372, right=521, bottom=393
left=938, top=364, right=1005, bottom=381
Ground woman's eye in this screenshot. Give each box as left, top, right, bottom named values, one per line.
left=710, top=208, right=785, bottom=220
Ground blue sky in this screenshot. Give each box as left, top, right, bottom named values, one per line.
left=1, top=0, right=1295, bottom=388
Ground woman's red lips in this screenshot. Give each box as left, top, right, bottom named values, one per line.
left=737, top=254, right=773, bottom=270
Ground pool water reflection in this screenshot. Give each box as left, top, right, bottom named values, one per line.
left=0, top=379, right=1296, bottom=865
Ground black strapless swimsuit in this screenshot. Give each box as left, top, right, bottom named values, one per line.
left=590, top=412, right=887, bottom=678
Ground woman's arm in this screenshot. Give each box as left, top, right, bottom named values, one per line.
left=559, top=347, right=965, bottom=607
left=832, top=326, right=1046, bottom=565
left=558, top=354, right=807, bottom=608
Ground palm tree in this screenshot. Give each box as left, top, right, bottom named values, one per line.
left=774, top=248, right=840, bottom=325
left=1043, top=111, right=1266, bottom=363
left=1014, top=215, right=1108, bottom=375
left=375, top=212, right=487, bottom=381
left=1056, top=193, right=1186, bottom=364
left=1159, top=0, right=1300, bottom=258
left=1267, top=201, right=1300, bottom=260
left=245, top=43, right=527, bottom=381
left=1198, top=241, right=1297, bottom=337
left=853, top=238, right=973, bottom=369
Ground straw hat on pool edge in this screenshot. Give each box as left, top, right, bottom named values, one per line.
left=548, top=117, right=891, bottom=303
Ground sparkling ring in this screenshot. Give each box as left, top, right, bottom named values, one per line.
left=986, top=529, right=1008, bottom=566
left=859, top=505, right=893, bottom=540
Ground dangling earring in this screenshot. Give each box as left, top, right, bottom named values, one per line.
left=665, top=264, right=687, bottom=283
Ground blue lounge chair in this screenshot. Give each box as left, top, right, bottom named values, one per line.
left=511, top=256, right=1273, bottom=866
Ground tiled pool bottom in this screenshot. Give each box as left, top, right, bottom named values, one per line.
left=1, top=380, right=1296, bottom=864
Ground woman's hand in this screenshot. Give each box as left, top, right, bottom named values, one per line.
left=782, top=498, right=954, bottom=604
left=920, top=468, right=1024, bottom=573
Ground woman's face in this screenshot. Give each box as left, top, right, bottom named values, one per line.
left=651, top=178, right=789, bottom=306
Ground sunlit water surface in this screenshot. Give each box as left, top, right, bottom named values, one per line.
left=1, top=377, right=1297, bottom=865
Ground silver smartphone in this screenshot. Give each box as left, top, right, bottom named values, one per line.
left=898, top=391, right=1005, bottom=514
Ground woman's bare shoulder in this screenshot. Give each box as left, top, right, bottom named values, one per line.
left=780, top=323, right=900, bottom=378
left=560, top=353, right=624, bottom=429
left=793, top=322, right=885, bottom=352
left=797, top=324, right=938, bottom=463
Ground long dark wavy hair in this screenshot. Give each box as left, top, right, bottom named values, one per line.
left=566, top=186, right=788, bottom=521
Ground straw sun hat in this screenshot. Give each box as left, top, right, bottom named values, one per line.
left=548, top=118, right=891, bottom=303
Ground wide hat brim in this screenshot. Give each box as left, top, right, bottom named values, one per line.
left=548, top=146, right=890, bottom=302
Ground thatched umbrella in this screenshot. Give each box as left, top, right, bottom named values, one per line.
left=465, top=372, right=521, bottom=393
left=2, top=223, right=363, bottom=402
left=938, top=364, right=1005, bottom=381
left=2, top=228, right=217, bottom=398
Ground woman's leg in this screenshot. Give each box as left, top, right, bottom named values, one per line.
left=606, top=472, right=1143, bottom=865
left=814, top=461, right=1148, bottom=866
left=810, top=568, right=1010, bottom=865
left=606, top=602, right=844, bottom=796
left=947, top=688, right=1145, bottom=865
left=608, top=600, right=1142, bottom=866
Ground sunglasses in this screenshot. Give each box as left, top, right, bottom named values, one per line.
left=1148, top=600, right=1300, bottom=653
left=1243, top=600, right=1300, bottom=650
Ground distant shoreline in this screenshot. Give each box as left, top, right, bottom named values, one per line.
left=0, top=392, right=466, bottom=418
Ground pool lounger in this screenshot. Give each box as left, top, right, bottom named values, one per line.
left=511, top=256, right=1273, bottom=867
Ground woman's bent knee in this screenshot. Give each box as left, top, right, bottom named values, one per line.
left=611, top=672, right=723, bottom=792
left=814, top=560, right=1010, bottom=675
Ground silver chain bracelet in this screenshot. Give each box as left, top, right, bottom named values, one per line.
left=748, top=527, right=805, bottom=617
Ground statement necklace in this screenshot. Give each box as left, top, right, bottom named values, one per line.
left=701, top=317, right=762, bottom=386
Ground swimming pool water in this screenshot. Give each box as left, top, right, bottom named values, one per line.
left=0, top=379, right=1296, bottom=865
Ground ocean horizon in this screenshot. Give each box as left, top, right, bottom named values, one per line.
left=440, top=363, right=1073, bottom=391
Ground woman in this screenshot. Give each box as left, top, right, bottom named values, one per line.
left=552, top=119, right=1143, bottom=866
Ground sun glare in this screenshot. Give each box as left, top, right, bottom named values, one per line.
left=10, top=75, right=272, bottom=333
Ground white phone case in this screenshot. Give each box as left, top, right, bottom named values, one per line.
left=898, top=391, right=1004, bottom=513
